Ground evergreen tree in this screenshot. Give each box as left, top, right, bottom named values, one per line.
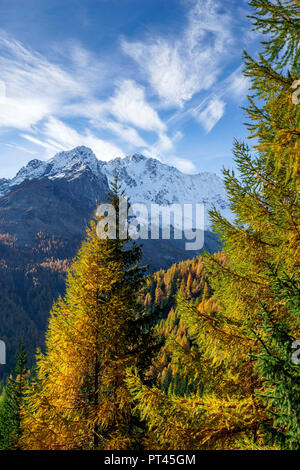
left=126, top=0, right=299, bottom=449
left=201, top=282, right=210, bottom=302
left=203, top=0, right=300, bottom=446
left=0, top=344, right=28, bottom=449
left=21, top=178, right=155, bottom=450
left=253, top=268, right=300, bottom=449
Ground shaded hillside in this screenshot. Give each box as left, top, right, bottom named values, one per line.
left=0, top=170, right=108, bottom=378
left=0, top=173, right=220, bottom=378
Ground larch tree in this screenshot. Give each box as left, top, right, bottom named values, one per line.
left=21, top=177, right=155, bottom=450
left=203, top=0, right=300, bottom=448
left=253, top=269, right=300, bottom=449
left=126, top=0, right=299, bottom=450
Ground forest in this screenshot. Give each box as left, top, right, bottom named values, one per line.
left=0, top=0, right=299, bottom=451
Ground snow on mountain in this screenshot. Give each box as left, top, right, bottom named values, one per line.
left=0, top=147, right=232, bottom=229
left=0, top=178, right=10, bottom=197
left=8, top=146, right=104, bottom=188
left=101, top=153, right=232, bottom=229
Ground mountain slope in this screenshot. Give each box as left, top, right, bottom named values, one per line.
left=1, top=147, right=232, bottom=230
left=101, top=154, right=232, bottom=229
left=0, top=146, right=224, bottom=378
left=0, top=168, right=108, bottom=244
left=0, top=146, right=106, bottom=197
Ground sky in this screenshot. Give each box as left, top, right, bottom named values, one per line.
left=0, top=0, right=261, bottom=179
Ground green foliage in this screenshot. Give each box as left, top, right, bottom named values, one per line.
left=0, top=232, right=76, bottom=380
left=125, top=0, right=299, bottom=450
left=0, top=344, right=29, bottom=449
left=248, top=0, right=300, bottom=67
left=253, top=269, right=300, bottom=449
left=2, top=0, right=299, bottom=451
left=21, top=179, right=156, bottom=450
left=141, top=257, right=211, bottom=398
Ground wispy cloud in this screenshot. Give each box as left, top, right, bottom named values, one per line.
left=0, top=31, right=163, bottom=160
left=122, top=0, right=233, bottom=108
left=167, top=156, right=197, bottom=174
left=140, top=131, right=196, bottom=174
left=197, top=97, right=226, bottom=133
left=100, top=121, right=147, bottom=148
left=227, top=70, right=250, bottom=99
left=22, top=117, right=124, bottom=161
left=108, top=80, right=166, bottom=133
left=167, top=66, right=250, bottom=132
left=0, top=31, right=87, bottom=129
left=5, top=143, right=38, bottom=156
left=0, top=0, right=252, bottom=175
left=143, top=131, right=183, bottom=157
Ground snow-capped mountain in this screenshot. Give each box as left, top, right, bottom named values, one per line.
left=101, top=154, right=232, bottom=229
left=0, top=146, right=228, bottom=380
left=1, top=146, right=106, bottom=191
left=0, top=146, right=232, bottom=229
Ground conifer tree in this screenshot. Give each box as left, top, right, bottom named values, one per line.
left=253, top=269, right=300, bottom=449
left=126, top=0, right=299, bottom=449
left=203, top=0, right=300, bottom=446
left=21, top=178, right=154, bottom=450
left=201, top=282, right=210, bottom=302
left=0, top=344, right=29, bottom=449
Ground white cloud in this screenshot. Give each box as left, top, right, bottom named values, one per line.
left=5, top=143, right=38, bottom=156
left=0, top=31, right=87, bottom=130
left=122, top=0, right=233, bottom=108
left=145, top=131, right=183, bottom=156
left=0, top=30, right=167, bottom=158
left=20, top=134, right=64, bottom=155
left=60, top=81, right=165, bottom=146
left=166, top=65, right=249, bottom=132
left=0, top=31, right=136, bottom=161
left=197, top=98, right=226, bottom=132
left=168, top=157, right=197, bottom=174
left=101, top=121, right=146, bottom=147
left=140, top=130, right=195, bottom=174
left=141, top=149, right=196, bottom=175
left=69, top=43, right=92, bottom=69
left=60, top=100, right=106, bottom=122
left=0, top=1, right=250, bottom=172
left=23, top=117, right=124, bottom=161
left=0, top=96, right=52, bottom=130
left=109, top=80, right=166, bottom=133
left=227, top=71, right=250, bottom=100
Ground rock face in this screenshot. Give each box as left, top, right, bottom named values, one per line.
left=0, top=168, right=109, bottom=244
left=0, top=146, right=109, bottom=244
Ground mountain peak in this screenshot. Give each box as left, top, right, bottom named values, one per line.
left=0, top=146, right=232, bottom=230
left=128, top=153, right=146, bottom=162
left=47, top=146, right=100, bottom=177
left=48, top=145, right=97, bottom=163
left=0, top=146, right=104, bottom=196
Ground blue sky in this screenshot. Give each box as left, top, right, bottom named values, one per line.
left=0, top=0, right=261, bottom=178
